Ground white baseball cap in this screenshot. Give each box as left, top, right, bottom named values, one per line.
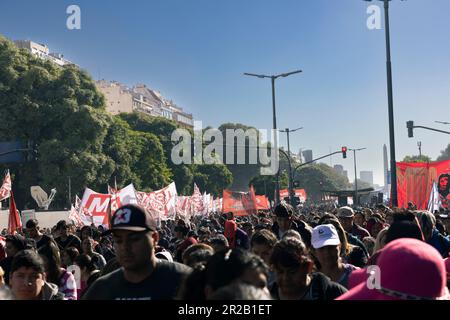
left=312, top=224, right=341, bottom=249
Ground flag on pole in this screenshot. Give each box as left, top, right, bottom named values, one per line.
left=8, top=190, right=22, bottom=234
left=0, top=170, right=12, bottom=201
left=222, top=186, right=257, bottom=216
left=191, top=183, right=204, bottom=215
left=68, top=204, right=84, bottom=227
left=255, top=195, right=270, bottom=210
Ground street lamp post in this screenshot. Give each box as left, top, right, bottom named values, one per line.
left=279, top=127, right=303, bottom=206
left=244, top=70, right=302, bottom=204
left=364, top=0, right=403, bottom=206
left=349, top=147, right=367, bottom=206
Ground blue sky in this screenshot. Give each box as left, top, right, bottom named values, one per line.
left=1, top=0, right=449, bottom=186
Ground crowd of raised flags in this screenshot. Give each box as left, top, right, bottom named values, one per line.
left=1, top=169, right=276, bottom=232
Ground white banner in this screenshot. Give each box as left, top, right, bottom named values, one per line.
left=137, top=182, right=177, bottom=221
left=79, top=188, right=111, bottom=227
left=109, top=184, right=138, bottom=213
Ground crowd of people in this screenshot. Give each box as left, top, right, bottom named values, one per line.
left=0, top=202, right=449, bottom=300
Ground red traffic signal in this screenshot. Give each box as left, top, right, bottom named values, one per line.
left=342, top=146, right=347, bottom=158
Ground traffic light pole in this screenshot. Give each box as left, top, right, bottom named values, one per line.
left=407, top=122, right=450, bottom=136
left=353, top=149, right=358, bottom=206
left=292, top=150, right=344, bottom=179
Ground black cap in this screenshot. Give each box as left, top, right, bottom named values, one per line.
left=104, top=204, right=156, bottom=235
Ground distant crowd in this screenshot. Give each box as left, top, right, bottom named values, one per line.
left=0, top=202, right=449, bottom=300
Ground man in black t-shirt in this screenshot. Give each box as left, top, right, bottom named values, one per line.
left=54, top=220, right=82, bottom=252
left=24, top=219, right=53, bottom=250
left=83, top=204, right=192, bottom=300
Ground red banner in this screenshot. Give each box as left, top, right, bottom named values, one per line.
left=279, top=189, right=307, bottom=202
left=8, top=191, right=22, bottom=234
left=396, top=159, right=450, bottom=210
left=255, top=195, right=270, bottom=210
left=222, top=187, right=257, bottom=216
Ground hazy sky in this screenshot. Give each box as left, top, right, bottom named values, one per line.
left=1, top=0, right=449, bottom=186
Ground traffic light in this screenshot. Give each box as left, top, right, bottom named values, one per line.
left=342, top=146, right=347, bottom=159
left=407, top=121, right=414, bottom=138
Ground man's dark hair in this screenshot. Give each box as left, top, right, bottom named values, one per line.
left=184, top=249, right=213, bottom=268
left=175, top=225, right=189, bottom=236
left=437, top=174, right=450, bottom=199
left=11, top=250, right=45, bottom=275
left=63, top=247, right=80, bottom=262
left=75, top=254, right=97, bottom=272
left=6, top=234, right=27, bottom=252
left=273, top=203, right=294, bottom=218
left=56, top=220, right=68, bottom=230
left=269, top=237, right=311, bottom=270
left=210, top=235, right=229, bottom=248
left=250, top=229, right=277, bottom=248
left=205, top=249, right=268, bottom=291
left=81, top=226, right=94, bottom=238
left=25, top=219, right=39, bottom=229
left=37, top=240, right=62, bottom=285
left=385, top=221, right=424, bottom=244
left=392, top=211, right=416, bottom=223
left=318, top=213, right=338, bottom=225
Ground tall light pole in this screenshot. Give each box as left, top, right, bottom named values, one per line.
left=417, top=141, right=422, bottom=157
left=364, top=0, right=404, bottom=206
left=349, top=147, right=367, bottom=206
left=243, top=70, right=302, bottom=204
left=279, top=127, right=303, bottom=206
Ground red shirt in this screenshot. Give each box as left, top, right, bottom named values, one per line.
left=224, top=220, right=237, bottom=248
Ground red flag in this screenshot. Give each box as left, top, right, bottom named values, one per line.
left=255, top=195, right=270, bottom=210
left=243, top=185, right=257, bottom=215
left=8, top=190, right=22, bottom=234
left=222, top=187, right=257, bottom=216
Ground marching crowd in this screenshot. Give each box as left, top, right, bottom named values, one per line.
left=0, top=202, right=449, bottom=300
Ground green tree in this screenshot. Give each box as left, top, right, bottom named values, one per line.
left=218, top=123, right=262, bottom=191
left=192, top=164, right=233, bottom=197
left=103, top=117, right=172, bottom=192
left=119, top=113, right=193, bottom=194
left=292, top=163, right=350, bottom=202
left=402, top=155, right=432, bottom=163
left=0, top=35, right=115, bottom=209
left=436, top=143, right=450, bottom=161
left=250, top=171, right=288, bottom=202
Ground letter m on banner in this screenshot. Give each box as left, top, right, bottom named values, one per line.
left=80, top=188, right=111, bottom=226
